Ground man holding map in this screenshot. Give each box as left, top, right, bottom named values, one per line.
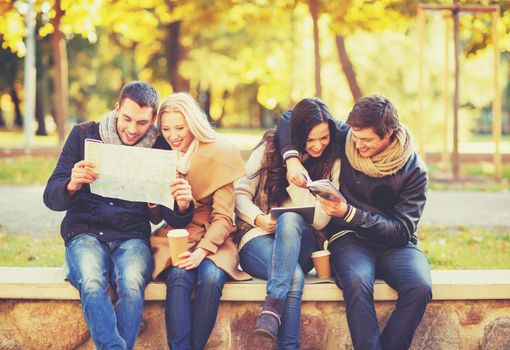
left=44, top=81, right=194, bottom=350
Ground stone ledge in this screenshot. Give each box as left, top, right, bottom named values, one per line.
left=1, top=267, right=509, bottom=301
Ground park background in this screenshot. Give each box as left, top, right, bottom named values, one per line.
left=0, top=0, right=509, bottom=269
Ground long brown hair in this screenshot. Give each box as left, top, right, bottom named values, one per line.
left=250, top=98, right=340, bottom=207
left=291, top=97, right=339, bottom=181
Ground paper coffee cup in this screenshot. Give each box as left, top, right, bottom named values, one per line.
left=167, top=229, right=189, bottom=265
left=311, top=250, right=331, bottom=278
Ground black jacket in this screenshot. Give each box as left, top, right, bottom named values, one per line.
left=277, top=111, right=428, bottom=248
left=43, top=121, right=192, bottom=244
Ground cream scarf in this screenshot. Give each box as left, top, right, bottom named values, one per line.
left=345, top=125, right=414, bottom=178
left=175, top=139, right=198, bottom=175
left=98, top=110, right=158, bottom=148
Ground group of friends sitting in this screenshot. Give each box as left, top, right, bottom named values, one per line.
left=44, top=80, right=432, bottom=350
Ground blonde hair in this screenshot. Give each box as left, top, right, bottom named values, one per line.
left=157, top=92, right=220, bottom=143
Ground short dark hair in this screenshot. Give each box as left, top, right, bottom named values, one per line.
left=118, top=81, right=160, bottom=118
left=346, top=94, right=400, bottom=140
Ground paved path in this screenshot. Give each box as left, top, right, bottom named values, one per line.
left=0, top=186, right=509, bottom=237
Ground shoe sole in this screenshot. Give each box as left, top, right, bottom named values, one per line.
left=253, top=328, right=276, bottom=340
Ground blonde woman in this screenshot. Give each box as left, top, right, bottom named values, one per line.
left=150, top=92, right=249, bottom=350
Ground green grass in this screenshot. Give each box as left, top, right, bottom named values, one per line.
left=427, top=163, right=510, bottom=191
left=0, top=156, right=57, bottom=185
left=418, top=226, right=510, bottom=269
left=0, top=233, right=64, bottom=267
left=0, top=130, right=60, bottom=149
left=0, top=226, right=508, bottom=269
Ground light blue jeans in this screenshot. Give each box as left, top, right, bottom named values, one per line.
left=239, top=212, right=318, bottom=349
left=65, top=234, right=153, bottom=350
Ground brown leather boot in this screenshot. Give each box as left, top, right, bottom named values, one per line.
left=253, top=295, right=285, bottom=340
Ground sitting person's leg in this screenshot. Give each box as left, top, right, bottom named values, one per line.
left=110, top=238, right=153, bottom=350
left=191, top=259, right=228, bottom=350
left=240, top=235, right=306, bottom=348
left=277, top=266, right=305, bottom=350
left=330, top=235, right=380, bottom=350
left=377, top=243, right=432, bottom=350
left=246, top=212, right=317, bottom=341
left=164, top=266, right=195, bottom=350
left=267, top=212, right=312, bottom=299
left=65, top=233, right=126, bottom=349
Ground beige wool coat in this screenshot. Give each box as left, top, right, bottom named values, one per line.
left=151, top=140, right=251, bottom=281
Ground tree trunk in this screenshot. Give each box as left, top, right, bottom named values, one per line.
left=308, top=0, right=322, bottom=98
left=197, top=87, right=212, bottom=122
left=165, top=20, right=189, bottom=92
left=35, top=36, right=49, bottom=136
left=0, top=108, right=5, bottom=128
left=51, top=0, right=68, bottom=145
left=335, top=35, right=363, bottom=102
left=216, top=89, right=229, bottom=128
left=12, top=86, right=23, bottom=128
left=35, top=79, right=47, bottom=135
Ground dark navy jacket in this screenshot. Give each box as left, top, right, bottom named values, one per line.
left=277, top=111, right=428, bottom=248
left=43, top=121, right=192, bottom=244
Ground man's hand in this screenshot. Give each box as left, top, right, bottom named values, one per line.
left=67, top=160, right=98, bottom=196
left=285, top=157, right=309, bottom=188
left=255, top=214, right=276, bottom=233
left=170, top=178, right=193, bottom=213
left=318, top=196, right=349, bottom=218
left=176, top=248, right=208, bottom=270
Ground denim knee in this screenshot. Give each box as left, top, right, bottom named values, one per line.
left=340, top=272, right=374, bottom=298
left=276, top=212, right=305, bottom=238
left=165, top=267, right=193, bottom=289
left=115, top=270, right=147, bottom=298
left=405, top=279, right=433, bottom=304
left=80, top=276, right=109, bottom=295
left=198, top=270, right=223, bottom=288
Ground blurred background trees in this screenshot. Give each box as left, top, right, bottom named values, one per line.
left=0, top=0, right=509, bottom=147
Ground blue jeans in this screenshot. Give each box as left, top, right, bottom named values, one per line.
left=239, top=212, right=318, bottom=350
left=330, top=234, right=432, bottom=350
left=163, top=258, right=228, bottom=350
left=65, top=234, right=153, bottom=350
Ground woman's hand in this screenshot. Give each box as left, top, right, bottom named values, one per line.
left=285, top=157, right=309, bottom=188
left=176, top=248, right=208, bottom=270
left=170, top=178, right=193, bottom=212
left=255, top=214, right=276, bottom=233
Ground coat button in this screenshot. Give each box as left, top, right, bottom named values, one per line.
left=109, top=202, right=114, bottom=205
left=99, top=232, right=104, bottom=235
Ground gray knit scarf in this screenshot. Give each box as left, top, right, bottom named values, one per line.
left=98, top=110, right=158, bottom=148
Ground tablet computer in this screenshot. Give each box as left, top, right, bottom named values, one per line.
left=270, top=205, right=315, bottom=224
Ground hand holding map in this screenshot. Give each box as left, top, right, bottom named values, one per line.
left=85, top=139, right=177, bottom=208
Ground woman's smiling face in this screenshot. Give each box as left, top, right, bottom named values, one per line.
left=160, top=111, right=195, bottom=152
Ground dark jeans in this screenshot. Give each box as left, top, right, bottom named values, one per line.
left=239, top=212, right=317, bottom=349
left=163, top=258, right=228, bottom=350
left=330, top=234, right=432, bottom=350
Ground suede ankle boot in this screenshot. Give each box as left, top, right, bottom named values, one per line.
left=253, top=295, right=285, bottom=340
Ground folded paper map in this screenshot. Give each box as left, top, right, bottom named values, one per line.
left=85, top=139, right=177, bottom=208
